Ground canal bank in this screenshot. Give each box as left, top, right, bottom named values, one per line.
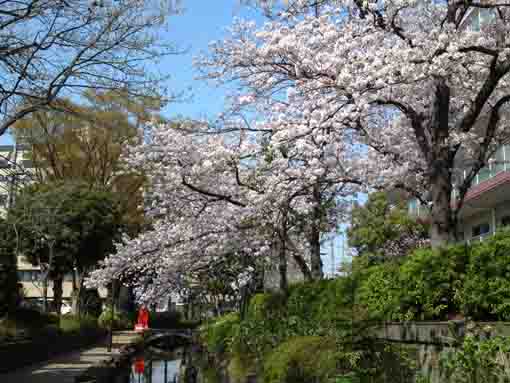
left=0, top=331, right=141, bottom=383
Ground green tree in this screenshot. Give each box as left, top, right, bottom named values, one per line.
left=348, top=192, right=429, bottom=263
left=9, top=181, right=123, bottom=321
left=13, top=90, right=161, bottom=235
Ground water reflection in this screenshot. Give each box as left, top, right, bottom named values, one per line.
left=127, top=349, right=182, bottom=383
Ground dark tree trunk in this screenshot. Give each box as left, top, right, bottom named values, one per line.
left=310, top=184, right=323, bottom=279
left=71, top=270, right=82, bottom=317
left=0, top=254, right=18, bottom=318
left=428, top=79, right=456, bottom=247
left=278, top=237, right=288, bottom=293
left=42, top=277, right=49, bottom=313
left=53, top=274, right=63, bottom=326
left=429, top=160, right=455, bottom=246
left=292, top=254, right=313, bottom=282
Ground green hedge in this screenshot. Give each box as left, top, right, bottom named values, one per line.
left=202, top=312, right=240, bottom=354
left=147, top=310, right=199, bottom=329
left=357, top=229, right=510, bottom=321
left=98, top=308, right=134, bottom=330
left=457, top=231, right=510, bottom=320
left=203, top=280, right=412, bottom=382
left=0, top=329, right=105, bottom=373
left=263, top=336, right=339, bottom=383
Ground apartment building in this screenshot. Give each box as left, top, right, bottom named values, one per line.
left=387, top=156, right=510, bottom=244
left=407, top=146, right=510, bottom=243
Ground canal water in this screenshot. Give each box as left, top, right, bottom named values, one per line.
left=109, top=337, right=420, bottom=383
left=121, top=347, right=184, bottom=383
left=110, top=335, right=426, bottom=383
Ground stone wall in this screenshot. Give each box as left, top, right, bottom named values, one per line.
left=372, top=321, right=510, bottom=382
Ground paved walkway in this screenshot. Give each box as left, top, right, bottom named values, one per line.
left=0, top=331, right=140, bottom=383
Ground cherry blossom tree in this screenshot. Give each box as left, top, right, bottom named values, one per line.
left=198, top=0, right=510, bottom=246
left=86, top=115, right=356, bottom=301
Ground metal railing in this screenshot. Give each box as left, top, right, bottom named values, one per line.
left=466, top=231, right=493, bottom=245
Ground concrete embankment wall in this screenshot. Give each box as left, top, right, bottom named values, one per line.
left=372, top=321, right=510, bottom=382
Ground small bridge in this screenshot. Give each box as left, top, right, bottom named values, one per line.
left=143, top=328, right=195, bottom=344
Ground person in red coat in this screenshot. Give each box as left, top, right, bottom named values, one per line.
left=137, top=306, right=149, bottom=329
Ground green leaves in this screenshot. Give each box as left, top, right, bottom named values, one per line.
left=348, top=192, right=428, bottom=262
left=441, top=327, right=510, bottom=382
left=457, top=229, right=510, bottom=320
left=356, top=230, right=510, bottom=321
left=357, top=245, right=469, bottom=321
left=9, top=181, right=123, bottom=273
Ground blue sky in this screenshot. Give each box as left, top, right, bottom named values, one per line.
left=0, top=0, right=260, bottom=145
left=157, top=1, right=261, bottom=120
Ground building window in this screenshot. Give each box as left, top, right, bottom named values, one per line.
left=472, top=223, right=490, bottom=238
left=0, top=194, right=7, bottom=206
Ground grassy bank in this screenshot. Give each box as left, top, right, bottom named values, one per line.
left=200, top=280, right=416, bottom=383
left=200, top=231, right=510, bottom=382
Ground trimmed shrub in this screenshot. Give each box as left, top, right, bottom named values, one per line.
left=9, top=307, right=57, bottom=328
left=358, top=245, right=467, bottom=321
left=357, top=262, right=403, bottom=321
left=457, top=230, right=510, bottom=320
left=263, top=336, right=339, bottom=383
left=60, top=315, right=98, bottom=335
left=98, top=308, right=133, bottom=330
left=202, top=312, right=240, bottom=354
left=398, top=245, right=466, bottom=320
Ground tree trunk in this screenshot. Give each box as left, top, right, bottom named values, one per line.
left=310, top=184, right=323, bottom=279
left=53, top=274, right=63, bottom=326
left=71, top=270, right=84, bottom=317
left=292, top=254, right=313, bottom=282
left=278, top=237, right=288, bottom=293
left=429, top=164, right=454, bottom=247
left=42, top=277, right=49, bottom=313
left=428, top=79, right=455, bottom=247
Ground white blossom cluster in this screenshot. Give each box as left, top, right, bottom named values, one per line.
left=198, top=0, right=510, bottom=240
left=86, top=116, right=355, bottom=303
left=88, top=1, right=510, bottom=300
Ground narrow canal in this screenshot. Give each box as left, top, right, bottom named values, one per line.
left=111, top=336, right=205, bottom=383
left=109, top=337, right=415, bottom=383
left=126, top=350, right=182, bottom=383
left=108, top=333, right=439, bottom=383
